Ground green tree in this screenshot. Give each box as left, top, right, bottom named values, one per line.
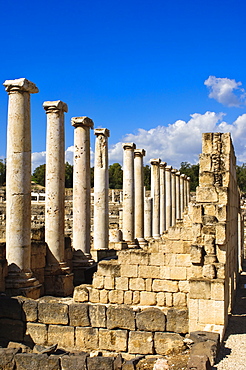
left=0, top=159, right=6, bottom=186
left=32, top=164, right=46, bottom=186
left=109, top=163, right=123, bottom=189
left=143, top=165, right=151, bottom=190
left=179, top=162, right=199, bottom=191
left=236, top=163, right=246, bottom=193
left=65, top=162, right=73, bottom=188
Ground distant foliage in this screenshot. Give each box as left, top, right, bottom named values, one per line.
left=32, top=164, right=46, bottom=187
left=143, top=165, right=151, bottom=190
left=65, top=162, right=73, bottom=188
left=236, top=164, right=246, bottom=193
left=109, top=163, right=123, bottom=189
left=0, top=159, right=6, bottom=186
left=179, top=161, right=199, bottom=191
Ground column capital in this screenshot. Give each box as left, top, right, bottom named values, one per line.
left=134, top=149, right=146, bottom=157
left=187, top=177, right=191, bottom=181
left=94, top=128, right=110, bottom=137
left=43, top=100, right=68, bottom=114
left=171, top=168, right=177, bottom=174
left=180, top=173, right=186, bottom=178
left=160, top=162, right=167, bottom=168
left=150, top=158, right=161, bottom=166
left=122, top=142, right=136, bottom=150
left=165, top=165, right=172, bottom=171
left=71, top=116, right=94, bottom=129
left=3, top=78, right=39, bottom=94
left=176, top=171, right=181, bottom=176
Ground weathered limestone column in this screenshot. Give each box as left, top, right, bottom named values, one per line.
left=186, top=176, right=191, bottom=204
left=44, top=101, right=67, bottom=266
left=159, top=162, right=166, bottom=234
left=171, top=169, right=177, bottom=226
left=144, top=197, right=153, bottom=239
left=184, top=175, right=188, bottom=208
left=120, top=191, right=123, bottom=203
left=175, top=171, right=181, bottom=219
left=151, top=158, right=161, bottom=239
left=180, top=173, right=185, bottom=216
left=72, top=117, right=94, bottom=255
left=122, top=143, right=136, bottom=245
left=165, top=165, right=172, bottom=229
left=4, top=78, right=41, bottom=297
left=134, top=149, right=147, bottom=245
left=111, top=189, right=115, bottom=203
left=94, top=128, right=110, bottom=250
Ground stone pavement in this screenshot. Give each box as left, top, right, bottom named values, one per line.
left=213, top=261, right=246, bottom=369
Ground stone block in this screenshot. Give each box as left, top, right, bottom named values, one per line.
left=0, top=296, right=22, bottom=320
left=15, top=353, right=60, bottom=370
left=121, top=264, right=138, bottom=278
left=136, top=308, right=165, bottom=331
left=170, top=266, right=187, bottom=280
left=132, top=291, right=140, bottom=304
left=203, top=264, right=216, bottom=279
left=190, top=245, right=203, bottom=264
left=166, top=309, right=188, bottom=334
left=199, top=153, right=212, bottom=170
left=122, top=359, right=140, bottom=370
left=104, top=276, right=115, bottom=289
left=87, top=356, right=114, bottom=370
left=97, top=260, right=121, bottom=277
left=152, top=279, right=179, bottom=293
left=92, top=273, right=104, bottom=289
left=26, top=322, right=48, bottom=345
left=99, top=328, right=128, bottom=351
left=199, top=172, right=214, bottom=186
left=0, top=348, right=20, bottom=370
left=89, top=304, right=106, bottom=327
left=115, top=277, right=129, bottom=290
left=73, top=285, right=89, bottom=302
left=216, top=223, right=227, bottom=245
left=69, top=303, right=90, bottom=326
left=38, top=301, right=68, bottom=325
left=61, top=353, right=88, bottom=370
left=190, top=341, right=217, bottom=366
left=107, top=306, right=135, bottom=330
left=31, top=242, right=46, bottom=269
left=0, top=318, right=24, bottom=342
left=48, top=324, right=75, bottom=350
left=76, top=327, right=99, bottom=351
left=89, top=288, right=100, bottom=303
left=179, top=281, right=190, bottom=293
left=173, top=292, right=187, bottom=307
left=138, top=265, right=160, bottom=279
left=191, top=205, right=203, bottom=224
left=100, top=290, right=109, bottom=304
left=22, top=299, right=38, bottom=322
left=154, top=332, right=185, bottom=355
left=156, top=292, right=165, bottom=306
left=216, top=205, right=227, bottom=222
left=145, top=278, right=152, bottom=291
left=124, top=291, right=133, bottom=304
left=128, top=331, right=153, bottom=354
left=140, top=292, right=156, bottom=305
left=165, top=293, right=173, bottom=306
left=196, top=187, right=218, bottom=203
left=187, top=354, right=212, bottom=370
left=190, top=279, right=211, bottom=299
left=108, top=290, right=124, bottom=304
left=129, top=277, right=145, bottom=291
left=211, top=280, right=225, bottom=300
left=149, top=253, right=165, bottom=266
left=175, top=254, right=191, bottom=267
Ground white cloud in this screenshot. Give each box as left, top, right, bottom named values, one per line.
left=204, top=76, right=246, bottom=107
left=32, top=151, right=46, bottom=172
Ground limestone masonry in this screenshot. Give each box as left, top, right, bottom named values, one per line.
left=0, top=78, right=244, bottom=369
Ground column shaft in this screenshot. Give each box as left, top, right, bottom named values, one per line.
left=94, top=128, right=110, bottom=250
left=144, top=197, right=153, bottom=238
left=122, top=143, right=136, bottom=243
left=180, top=174, right=185, bottom=216
left=72, top=117, right=94, bottom=255
left=134, top=149, right=146, bottom=244
left=175, top=171, right=181, bottom=219
left=171, top=169, right=177, bottom=226
left=151, top=158, right=161, bottom=238
left=165, top=166, right=172, bottom=229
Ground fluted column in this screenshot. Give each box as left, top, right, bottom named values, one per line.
left=151, top=158, right=161, bottom=239
left=134, top=149, right=147, bottom=245
left=72, top=117, right=94, bottom=255
left=171, top=169, right=177, bottom=226
left=44, top=100, right=67, bottom=267
left=175, top=171, right=181, bottom=219
left=94, top=128, right=110, bottom=250
left=4, top=78, right=40, bottom=297
left=165, top=165, right=172, bottom=229
left=159, top=162, right=166, bottom=234
left=122, top=143, right=136, bottom=244
left=180, top=174, right=185, bottom=216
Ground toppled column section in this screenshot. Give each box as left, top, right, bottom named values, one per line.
left=4, top=78, right=41, bottom=298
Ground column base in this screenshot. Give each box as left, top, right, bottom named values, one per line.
left=5, top=271, right=41, bottom=299
left=90, top=249, right=117, bottom=263
left=108, top=241, right=128, bottom=250
left=44, top=262, right=74, bottom=296
left=137, top=238, right=148, bottom=247
left=125, top=240, right=139, bottom=249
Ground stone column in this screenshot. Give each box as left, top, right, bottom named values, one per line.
left=144, top=197, right=153, bottom=239
left=120, top=191, right=123, bottom=203
left=111, top=189, right=115, bottom=203
left=94, top=128, right=110, bottom=250
left=159, top=162, right=166, bottom=234
left=151, top=158, right=161, bottom=239
left=171, top=169, right=177, bottom=226
left=4, top=78, right=40, bottom=298
left=44, top=100, right=68, bottom=268
left=175, top=171, right=181, bottom=219
left=71, top=117, right=94, bottom=256
left=184, top=175, right=188, bottom=208
left=187, top=177, right=191, bottom=204
left=180, top=174, right=185, bottom=216
left=165, top=165, right=172, bottom=230
left=122, top=143, right=136, bottom=244
left=134, top=149, right=147, bottom=245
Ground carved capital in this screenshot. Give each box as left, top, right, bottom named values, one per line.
left=3, top=78, right=39, bottom=94
left=71, top=116, right=94, bottom=129
left=43, top=100, right=68, bottom=114
left=94, top=128, right=110, bottom=137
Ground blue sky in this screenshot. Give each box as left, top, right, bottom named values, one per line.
left=1, top=0, right=246, bottom=170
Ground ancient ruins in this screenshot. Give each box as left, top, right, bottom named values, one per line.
left=0, top=78, right=244, bottom=369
